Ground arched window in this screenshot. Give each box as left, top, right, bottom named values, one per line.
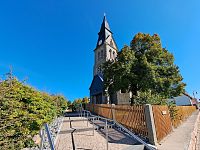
left=110, top=40, right=113, bottom=47
left=109, top=49, right=112, bottom=59
left=113, top=51, right=115, bottom=58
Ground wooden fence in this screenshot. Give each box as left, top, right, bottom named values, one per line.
left=114, top=105, right=148, bottom=137
left=152, top=105, right=172, bottom=143
left=171, top=106, right=196, bottom=128
left=86, top=104, right=113, bottom=119
left=86, top=104, right=148, bottom=138
left=152, top=105, right=196, bottom=142
left=85, top=104, right=197, bottom=144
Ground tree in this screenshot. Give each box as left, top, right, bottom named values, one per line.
left=82, top=97, right=89, bottom=109
left=51, top=95, right=68, bottom=116
left=103, top=33, right=186, bottom=104
left=72, top=97, right=89, bottom=111
left=82, top=97, right=89, bottom=104
left=103, top=45, right=135, bottom=100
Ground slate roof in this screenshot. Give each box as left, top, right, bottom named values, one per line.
left=96, top=15, right=112, bottom=48
left=89, top=74, right=104, bottom=96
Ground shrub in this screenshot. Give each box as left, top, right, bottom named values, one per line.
left=0, top=76, right=67, bottom=149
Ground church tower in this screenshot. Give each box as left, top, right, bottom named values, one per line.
left=90, top=15, right=130, bottom=104
left=93, top=15, right=118, bottom=76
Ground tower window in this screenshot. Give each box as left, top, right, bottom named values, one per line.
left=109, top=49, right=112, bottom=59
left=110, top=40, right=113, bottom=47
left=113, top=51, right=115, bottom=58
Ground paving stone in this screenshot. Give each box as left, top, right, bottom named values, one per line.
left=55, top=115, right=142, bottom=150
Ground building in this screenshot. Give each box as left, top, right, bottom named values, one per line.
left=89, top=15, right=130, bottom=104
left=167, top=93, right=198, bottom=107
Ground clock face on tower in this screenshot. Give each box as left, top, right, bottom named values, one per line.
left=98, top=39, right=102, bottom=45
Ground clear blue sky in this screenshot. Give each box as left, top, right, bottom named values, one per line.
left=0, top=0, right=199, bottom=101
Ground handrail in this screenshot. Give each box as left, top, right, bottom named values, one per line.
left=115, top=122, right=157, bottom=150
left=81, top=109, right=157, bottom=150
left=44, top=123, right=55, bottom=150
left=39, top=123, right=55, bottom=150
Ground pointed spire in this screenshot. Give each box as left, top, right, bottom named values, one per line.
left=100, top=14, right=110, bottom=32
left=96, top=14, right=113, bottom=48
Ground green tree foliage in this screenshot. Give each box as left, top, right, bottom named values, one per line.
left=82, top=97, right=89, bottom=104
left=51, top=95, right=68, bottom=116
left=103, top=33, right=186, bottom=104
left=72, top=97, right=89, bottom=111
left=104, top=45, right=135, bottom=96
left=0, top=75, right=67, bottom=149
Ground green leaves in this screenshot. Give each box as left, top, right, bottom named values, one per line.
left=0, top=76, right=68, bottom=149
left=103, top=33, right=186, bottom=105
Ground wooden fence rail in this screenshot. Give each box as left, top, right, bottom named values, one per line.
left=172, top=106, right=196, bottom=128
left=152, top=105, right=172, bottom=143
left=114, top=105, right=148, bottom=137
left=86, top=104, right=148, bottom=139
left=85, top=104, right=197, bottom=144
left=152, top=105, right=196, bottom=142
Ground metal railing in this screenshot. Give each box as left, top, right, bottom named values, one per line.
left=39, top=104, right=157, bottom=150
left=39, top=123, right=55, bottom=150
left=80, top=108, right=157, bottom=150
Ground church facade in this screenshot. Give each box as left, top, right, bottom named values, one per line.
left=89, top=16, right=130, bottom=105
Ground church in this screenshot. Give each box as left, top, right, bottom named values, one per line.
left=89, top=15, right=131, bottom=105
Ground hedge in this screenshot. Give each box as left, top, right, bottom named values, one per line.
left=0, top=76, right=67, bottom=149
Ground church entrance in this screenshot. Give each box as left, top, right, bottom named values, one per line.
left=96, top=93, right=102, bottom=104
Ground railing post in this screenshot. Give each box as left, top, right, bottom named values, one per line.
left=144, top=104, right=158, bottom=145
left=39, top=128, right=44, bottom=150
left=87, top=111, right=89, bottom=127
left=92, top=117, right=94, bottom=136
left=44, top=123, right=55, bottom=150
left=105, top=119, right=108, bottom=150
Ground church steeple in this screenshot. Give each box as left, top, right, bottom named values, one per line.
left=96, top=15, right=113, bottom=48
left=93, top=15, right=118, bottom=76
left=90, top=15, right=131, bottom=105
left=99, top=15, right=111, bottom=33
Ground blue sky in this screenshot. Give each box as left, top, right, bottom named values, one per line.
left=0, top=0, right=199, bottom=101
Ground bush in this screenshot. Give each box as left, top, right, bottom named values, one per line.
left=0, top=76, right=67, bottom=149
left=134, top=90, right=167, bottom=105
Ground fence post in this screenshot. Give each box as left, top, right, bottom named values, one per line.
left=144, top=104, right=158, bottom=145
left=111, top=104, right=116, bottom=121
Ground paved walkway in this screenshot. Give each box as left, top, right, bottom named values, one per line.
left=55, top=113, right=143, bottom=150
left=196, top=116, right=200, bottom=150
left=158, top=111, right=199, bottom=150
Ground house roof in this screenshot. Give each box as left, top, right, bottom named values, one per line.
left=183, top=93, right=193, bottom=99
